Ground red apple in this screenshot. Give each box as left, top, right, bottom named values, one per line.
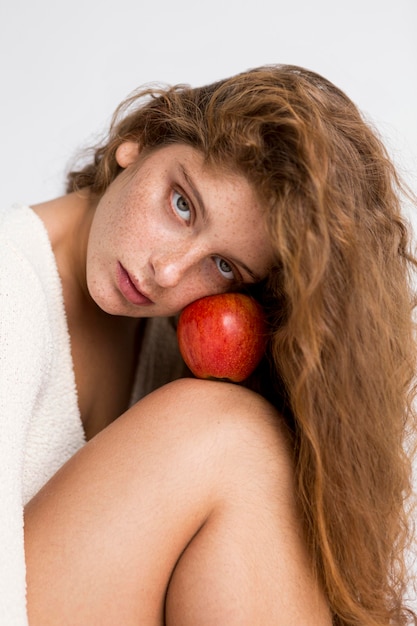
left=177, top=293, right=267, bottom=382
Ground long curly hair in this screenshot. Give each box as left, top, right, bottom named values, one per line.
left=67, top=64, right=417, bottom=625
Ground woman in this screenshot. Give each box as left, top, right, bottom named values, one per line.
left=1, top=64, right=416, bottom=625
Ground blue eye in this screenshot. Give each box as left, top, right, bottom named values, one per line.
left=214, top=256, right=235, bottom=280
left=172, top=191, right=191, bottom=222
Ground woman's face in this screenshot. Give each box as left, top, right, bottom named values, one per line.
left=86, top=143, right=274, bottom=318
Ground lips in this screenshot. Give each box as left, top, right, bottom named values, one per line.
left=117, top=263, right=153, bottom=306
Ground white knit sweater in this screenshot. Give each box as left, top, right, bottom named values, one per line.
left=0, top=204, right=85, bottom=624
left=0, top=203, right=187, bottom=624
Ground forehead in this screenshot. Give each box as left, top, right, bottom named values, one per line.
left=159, top=143, right=262, bottom=206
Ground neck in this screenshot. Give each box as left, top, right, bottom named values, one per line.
left=33, top=190, right=98, bottom=313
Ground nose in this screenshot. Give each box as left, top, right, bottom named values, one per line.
left=150, top=246, right=203, bottom=289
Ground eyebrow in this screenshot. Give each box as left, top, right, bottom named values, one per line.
left=179, top=164, right=263, bottom=284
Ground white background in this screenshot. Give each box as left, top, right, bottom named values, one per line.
left=1, top=0, right=416, bottom=607
left=0, top=0, right=416, bottom=213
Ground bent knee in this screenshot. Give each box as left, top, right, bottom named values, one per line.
left=130, top=377, right=293, bottom=501
left=137, top=377, right=285, bottom=451
left=144, top=376, right=279, bottom=431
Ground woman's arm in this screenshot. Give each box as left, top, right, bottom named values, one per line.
left=25, top=378, right=331, bottom=625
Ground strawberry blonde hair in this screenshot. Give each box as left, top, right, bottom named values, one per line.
left=67, top=65, right=417, bottom=625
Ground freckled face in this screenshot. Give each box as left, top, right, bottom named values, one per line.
left=86, top=143, right=274, bottom=317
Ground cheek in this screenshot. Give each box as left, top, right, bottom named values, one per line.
left=92, top=202, right=140, bottom=257
left=175, top=266, right=230, bottom=309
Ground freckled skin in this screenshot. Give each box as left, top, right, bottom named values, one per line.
left=32, top=143, right=276, bottom=441
left=85, top=143, right=275, bottom=318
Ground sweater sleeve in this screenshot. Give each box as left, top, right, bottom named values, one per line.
left=0, top=240, right=52, bottom=625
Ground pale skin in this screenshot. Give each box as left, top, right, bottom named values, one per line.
left=24, top=143, right=331, bottom=624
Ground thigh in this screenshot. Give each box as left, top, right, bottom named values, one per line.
left=24, top=378, right=329, bottom=625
